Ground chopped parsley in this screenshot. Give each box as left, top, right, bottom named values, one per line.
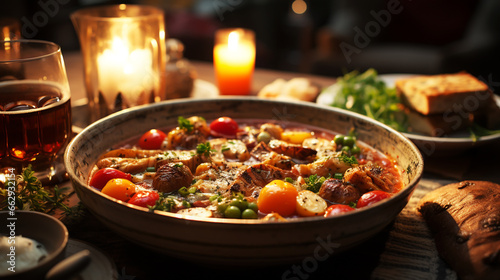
left=178, top=116, right=193, bottom=132
left=196, top=142, right=213, bottom=157
left=305, top=174, right=327, bottom=193
left=149, top=193, right=175, bottom=212
left=337, top=154, right=358, bottom=165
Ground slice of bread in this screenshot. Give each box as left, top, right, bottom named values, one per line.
left=396, top=72, right=491, bottom=115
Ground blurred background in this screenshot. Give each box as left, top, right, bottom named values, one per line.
left=1, top=0, right=499, bottom=86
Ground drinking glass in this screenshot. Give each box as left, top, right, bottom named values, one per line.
left=0, top=40, right=71, bottom=184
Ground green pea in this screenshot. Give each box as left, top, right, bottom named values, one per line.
left=230, top=198, right=248, bottom=211
left=241, top=208, right=258, bottom=219
left=334, top=134, right=344, bottom=145
left=341, top=146, right=351, bottom=154
left=351, top=145, right=361, bottom=154
left=247, top=202, right=258, bottom=212
left=224, top=205, right=242, bottom=218
left=343, top=136, right=356, bottom=148
left=257, top=131, right=271, bottom=144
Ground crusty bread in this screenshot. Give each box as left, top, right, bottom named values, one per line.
left=396, top=72, right=491, bottom=115
left=417, top=181, right=500, bottom=280
left=404, top=108, right=473, bottom=136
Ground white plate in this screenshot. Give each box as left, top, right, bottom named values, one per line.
left=65, top=239, right=118, bottom=280
left=317, top=74, right=500, bottom=156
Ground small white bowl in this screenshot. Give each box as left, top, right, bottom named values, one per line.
left=0, top=211, right=68, bottom=280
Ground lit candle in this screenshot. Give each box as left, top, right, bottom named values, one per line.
left=214, top=29, right=255, bottom=95
left=97, top=37, right=154, bottom=109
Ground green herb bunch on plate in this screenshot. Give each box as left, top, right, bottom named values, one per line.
left=320, top=68, right=408, bottom=132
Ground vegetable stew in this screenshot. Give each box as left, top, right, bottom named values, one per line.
left=88, top=116, right=404, bottom=220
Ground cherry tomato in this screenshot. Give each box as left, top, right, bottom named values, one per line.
left=138, top=129, right=167, bottom=149
left=101, top=178, right=137, bottom=202
left=89, top=168, right=133, bottom=190
left=324, top=204, right=355, bottom=217
left=209, top=117, right=238, bottom=138
left=257, top=180, right=298, bottom=217
left=356, top=190, right=392, bottom=208
left=128, top=190, right=160, bottom=208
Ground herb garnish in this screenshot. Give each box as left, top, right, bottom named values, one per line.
left=469, top=123, right=500, bottom=142
left=178, top=116, right=194, bottom=132
left=305, top=174, right=327, bottom=193
left=149, top=192, right=175, bottom=212
left=337, top=154, right=358, bottom=165
left=0, top=165, right=70, bottom=213
left=196, top=142, right=213, bottom=157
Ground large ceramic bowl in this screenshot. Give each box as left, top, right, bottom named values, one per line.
left=0, top=211, right=68, bottom=280
left=64, top=98, right=423, bottom=266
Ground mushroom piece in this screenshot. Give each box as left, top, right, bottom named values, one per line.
left=152, top=162, right=193, bottom=193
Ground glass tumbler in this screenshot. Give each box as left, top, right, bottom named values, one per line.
left=0, top=40, right=71, bottom=183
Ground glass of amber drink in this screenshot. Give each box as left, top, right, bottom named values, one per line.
left=0, top=40, right=71, bottom=183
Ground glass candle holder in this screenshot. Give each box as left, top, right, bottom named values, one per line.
left=71, top=4, right=166, bottom=121
left=213, top=28, right=255, bottom=95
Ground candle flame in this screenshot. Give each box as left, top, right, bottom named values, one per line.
left=228, top=31, right=240, bottom=50
left=111, top=37, right=129, bottom=57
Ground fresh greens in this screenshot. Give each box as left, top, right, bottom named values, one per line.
left=196, top=142, right=213, bottom=157
left=337, top=154, right=359, bottom=165
left=324, top=68, right=408, bottom=132
left=178, top=116, right=194, bottom=132
left=469, top=123, right=500, bottom=142
left=305, top=174, right=328, bottom=193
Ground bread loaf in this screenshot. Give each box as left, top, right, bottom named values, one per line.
left=396, top=72, right=491, bottom=115
left=417, top=180, right=500, bottom=280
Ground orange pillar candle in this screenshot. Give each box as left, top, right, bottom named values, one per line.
left=214, top=28, right=256, bottom=95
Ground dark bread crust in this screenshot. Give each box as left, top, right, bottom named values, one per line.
left=417, top=181, right=500, bottom=280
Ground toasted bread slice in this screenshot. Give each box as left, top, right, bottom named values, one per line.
left=396, top=72, right=491, bottom=115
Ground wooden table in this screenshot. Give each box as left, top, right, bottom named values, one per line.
left=58, top=51, right=500, bottom=280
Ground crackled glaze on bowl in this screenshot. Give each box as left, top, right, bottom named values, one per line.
left=64, top=97, right=423, bottom=266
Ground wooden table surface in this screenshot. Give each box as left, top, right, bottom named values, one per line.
left=57, top=51, right=500, bottom=280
